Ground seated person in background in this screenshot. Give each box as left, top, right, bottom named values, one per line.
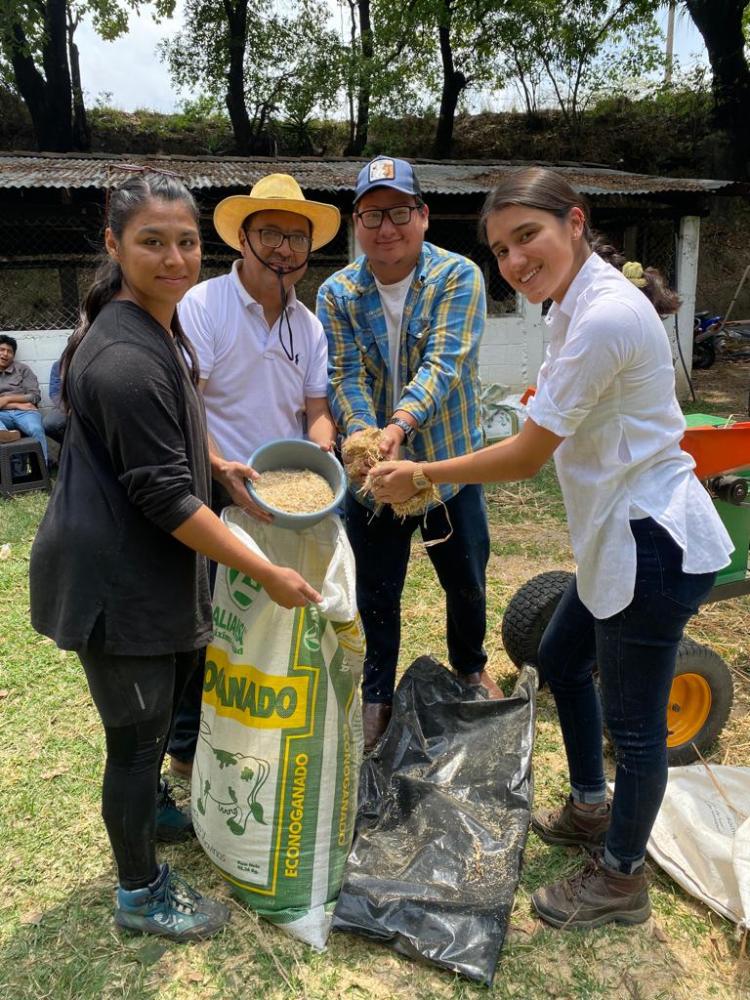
left=43, top=355, right=68, bottom=446
left=0, top=335, right=48, bottom=463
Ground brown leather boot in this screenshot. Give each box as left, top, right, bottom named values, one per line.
left=532, top=855, right=650, bottom=929
left=362, top=702, right=391, bottom=752
left=0, top=430, right=21, bottom=444
left=533, top=795, right=610, bottom=850
left=458, top=669, right=505, bottom=699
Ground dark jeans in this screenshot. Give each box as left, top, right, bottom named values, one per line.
left=78, top=646, right=199, bottom=888
left=345, top=483, right=490, bottom=704
left=538, top=517, right=715, bottom=874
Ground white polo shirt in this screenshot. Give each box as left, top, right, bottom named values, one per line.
left=528, top=252, right=732, bottom=619
left=178, top=261, right=329, bottom=464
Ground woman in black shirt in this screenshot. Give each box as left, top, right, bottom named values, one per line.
left=30, top=172, right=320, bottom=941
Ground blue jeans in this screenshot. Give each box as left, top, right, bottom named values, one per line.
left=538, top=517, right=716, bottom=873
left=0, top=408, right=48, bottom=462
left=345, top=484, right=490, bottom=704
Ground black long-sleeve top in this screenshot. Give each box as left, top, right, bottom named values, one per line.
left=30, top=301, right=213, bottom=655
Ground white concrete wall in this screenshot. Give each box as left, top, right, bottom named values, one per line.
left=6, top=330, right=70, bottom=410
left=673, top=216, right=700, bottom=400
left=480, top=297, right=545, bottom=390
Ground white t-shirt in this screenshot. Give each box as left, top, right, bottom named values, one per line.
left=374, top=269, right=414, bottom=406
left=178, top=261, right=329, bottom=464
left=527, top=252, right=733, bottom=619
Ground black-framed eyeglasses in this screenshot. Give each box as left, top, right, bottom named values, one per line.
left=354, top=205, right=421, bottom=229
left=246, top=227, right=312, bottom=254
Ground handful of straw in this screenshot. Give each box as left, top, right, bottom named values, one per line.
left=341, top=427, right=437, bottom=518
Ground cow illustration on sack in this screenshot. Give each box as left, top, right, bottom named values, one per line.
left=194, top=717, right=271, bottom=836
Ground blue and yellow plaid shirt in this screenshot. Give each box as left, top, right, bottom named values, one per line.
left=317, top=241, right=486, bottom=505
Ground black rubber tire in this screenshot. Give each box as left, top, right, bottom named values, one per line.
left=502, top=576, right=733, bottom=767
left=666, top=637, right=734, bottom=766
left=692, top=340, right=716, bottom=369
left=501, top=570, right=573, bottom=668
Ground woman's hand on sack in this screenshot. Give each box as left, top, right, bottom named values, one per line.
left=369, top=461, right=419, bottom=503
left=216, top=460, right=273, bottom=523
left=263, top=566, right=322, bottom=608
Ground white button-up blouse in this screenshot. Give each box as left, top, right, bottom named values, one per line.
left=527, top=252, right=733, bottom=619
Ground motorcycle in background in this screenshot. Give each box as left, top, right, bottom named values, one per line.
left=693, top=312, right=724, bottom=370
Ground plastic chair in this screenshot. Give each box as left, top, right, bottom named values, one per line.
left=0, top=437, right=50, bottom=497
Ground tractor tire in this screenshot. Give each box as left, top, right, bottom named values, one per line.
left=501, top=570, right=573, bottom=668
left=666, top=638, right=734, bottom=766
left=502, top=576, right=734, bottom=767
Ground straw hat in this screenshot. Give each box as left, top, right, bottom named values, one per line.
left=213, top=173, right=341, bottom=252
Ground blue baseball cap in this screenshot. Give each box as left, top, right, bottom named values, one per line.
left=354, top=155, right=423, bottom=205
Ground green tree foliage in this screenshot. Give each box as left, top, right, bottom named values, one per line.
left=497, top=1, right=663, bottom=131
left=365, top=0, right=663, bottom=158
left=368, top=0, right=506, bottom=157
left=161, top=0, right=344, bottom=155
left=0, top=1, right=173, bottom=151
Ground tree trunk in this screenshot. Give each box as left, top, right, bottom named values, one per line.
left=67, top=12, right=91, bottom=151
left=346, top=0, right=372, bottom=156
left=684, top=0, right=750, bottom=178
left=223, top=0, right=252, bottom=153
left=7, top=2, right=74, bottom=152
left=432, top=15, right=466, bottom=158
left=8, top=21, right=50, bottom=148
left=42, top=0, right=74, bottom=150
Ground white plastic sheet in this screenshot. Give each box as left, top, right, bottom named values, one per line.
left=648, top=765, right=750, bottom=928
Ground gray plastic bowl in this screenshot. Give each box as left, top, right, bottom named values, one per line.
left=246, top=438, right=347, bottom=530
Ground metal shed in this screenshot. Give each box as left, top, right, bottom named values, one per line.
left=0, top=151, right=742, bottom=403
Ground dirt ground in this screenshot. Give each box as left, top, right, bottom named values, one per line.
left=690, top=357, right=750, bottom=417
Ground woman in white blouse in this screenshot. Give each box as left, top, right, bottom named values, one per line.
left=370, top=166, right=733, bottom=930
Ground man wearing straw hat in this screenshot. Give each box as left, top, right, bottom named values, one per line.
left=318, top=155, right=499, bottom=754
left=181, top=172, right=341, bottom=518
left=167, top=173, right=341, bottom=777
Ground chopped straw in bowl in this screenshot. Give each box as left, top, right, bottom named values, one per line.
left=253, top=468, right=335, bottom=514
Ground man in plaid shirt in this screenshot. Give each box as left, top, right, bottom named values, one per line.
left=317, top=155, right=501, bottom=751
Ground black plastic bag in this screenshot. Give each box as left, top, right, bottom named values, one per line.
left=332, top=656, right=536, bottom=985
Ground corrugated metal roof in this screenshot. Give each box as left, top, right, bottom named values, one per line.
left=0, top=152, right=740, bottom=197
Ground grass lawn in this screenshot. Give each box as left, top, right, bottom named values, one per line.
left=1, top=364, right=749, bottom=999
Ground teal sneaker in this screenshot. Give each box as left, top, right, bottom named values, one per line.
left=115, top=864, right=230, bottom=940
left=156, top=780, right=194, bottom=843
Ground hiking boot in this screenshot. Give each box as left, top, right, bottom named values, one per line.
left=532, top=795, right=610, bottom=850
left=363, top=702, right=392, bottom=753
left=532, top=855, right=651, bottom=930
left=0, top=430, right=21, bottom=444
left=115, top=863, right=230, bottom=940
left=457, top=668, right=505, bottom=699
left=156, top=780, right=194, bottom=843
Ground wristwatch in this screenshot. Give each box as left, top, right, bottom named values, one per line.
left=387, top=416, right=416, bottom=443
left=412, top=466, right=432, bottom=490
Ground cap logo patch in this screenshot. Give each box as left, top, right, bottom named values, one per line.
left=369, top=159, right=395, bottom=182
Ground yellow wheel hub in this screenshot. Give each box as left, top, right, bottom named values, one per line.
left=667, top=673, right=712, bottom=747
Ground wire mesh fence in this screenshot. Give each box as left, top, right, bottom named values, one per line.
left=0, top=193, right=679, bottom=332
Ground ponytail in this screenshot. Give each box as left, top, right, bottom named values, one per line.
left=61, top=258, right=122, bottom=407
left=623, top=261, right=681, bottom=316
